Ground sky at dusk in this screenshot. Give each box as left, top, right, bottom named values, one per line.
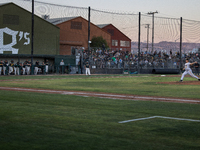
left=36, top=0, right=200, bottom=21
left=2, top=0, right=200, bottom=43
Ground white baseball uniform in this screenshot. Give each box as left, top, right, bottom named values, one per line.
left=181, top=62, right=199, bottom=80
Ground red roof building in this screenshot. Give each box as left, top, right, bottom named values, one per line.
left=47, top=16, right=111, bottom=55
left=97, top=24, right=131, bottom=52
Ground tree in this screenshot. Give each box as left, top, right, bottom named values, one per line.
left=90, top=36, right=109, bottom=49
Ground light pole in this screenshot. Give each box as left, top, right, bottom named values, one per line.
left=148, top=11, right=158, bottom=53
left=145, top=24, right=150, bottom=52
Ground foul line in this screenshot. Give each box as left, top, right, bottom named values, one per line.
left=119, top=116, right=200, bottom=123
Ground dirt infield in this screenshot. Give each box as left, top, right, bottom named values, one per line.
left=158, top=81, right=200, bottom=85
left=0, top=87, right=200, bottom=104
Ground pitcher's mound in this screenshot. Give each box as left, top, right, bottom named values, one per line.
left=159, top=81, right=200, bottom=85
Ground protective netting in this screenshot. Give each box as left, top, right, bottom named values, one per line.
left=1, top=0, right=200, bottom=53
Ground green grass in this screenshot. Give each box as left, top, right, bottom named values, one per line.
left=0, top=74, right=200, bottom=149
left=0, top=74, right=200, bottom=99
left=0, top=74, right=148, bottom=80
left=0, top=90, right=200, bottom=150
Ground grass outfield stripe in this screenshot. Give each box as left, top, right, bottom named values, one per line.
left=119, top=116, right=157, bottom=123
left=155, top=116, right=200, bottom=122
left=119, top=116, right=200, bottom=123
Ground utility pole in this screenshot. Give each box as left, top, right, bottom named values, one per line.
left=180, top=17, right=182, bottom=70
left=31, top=0, right=34, bottom=75
left=148, top=11, right=158, bottom=53
left=145, top=24, right=150, bottom=52
left=88, top=7, right=91, bottom=55
left=138, top=12, right=141, bottom=74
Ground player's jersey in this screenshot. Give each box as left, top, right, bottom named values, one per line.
left=0, top=62, right=3, bottom=67
left=184, top=62, right=191, bottom=71
left=85, top=63, right=90, bottom=68
left=10, top=63, right=14, bottom=67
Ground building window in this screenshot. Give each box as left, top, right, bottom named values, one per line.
left=107, top=29, right=114, bottom=36
left=3, top=14, right=19, bottom=25
left=71, top=21, right=82, bottom=30
left=120, top=40, right=130, bottom=47
left=112, top=40, right=118, bottom=46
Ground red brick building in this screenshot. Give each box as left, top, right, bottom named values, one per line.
left=97, top=24, right=131, bottom=52
left=47, top=16, right=111, bottom=55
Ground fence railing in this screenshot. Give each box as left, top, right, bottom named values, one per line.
left=1, top=55, right=199, bottom=75
left=0, top=64, right=78, bottom=75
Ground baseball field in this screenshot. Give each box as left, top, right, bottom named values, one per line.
left=0, top=74, right=200, bottom=150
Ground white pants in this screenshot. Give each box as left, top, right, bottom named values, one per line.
left=34, top=67, right=38, bottom=75
left=26, top=66, right=30, bottom=75
left=3, top=66, right=7, bottom=75
left=181, top=68, right=199, bottom=80
left=46, top=65, right=48, bottom=73
left=23, top=68, right=26, bottom=75
left=0, top=67, right=2, bottom=75
left=15, top=67, right=19, bottom=75
left=9, top=66, right=13, bottom=74
left=86, top=68, right=90, bottom=75
left=0, top=67, right=3, bottom=75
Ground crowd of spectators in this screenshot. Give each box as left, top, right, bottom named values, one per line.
left=81, top=48, right=200, bottom=70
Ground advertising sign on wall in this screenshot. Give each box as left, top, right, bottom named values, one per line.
left=0, top=27, right=30, bottom=54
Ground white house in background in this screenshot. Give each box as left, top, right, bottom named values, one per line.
left=192, top=48, right=198, bottom=53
